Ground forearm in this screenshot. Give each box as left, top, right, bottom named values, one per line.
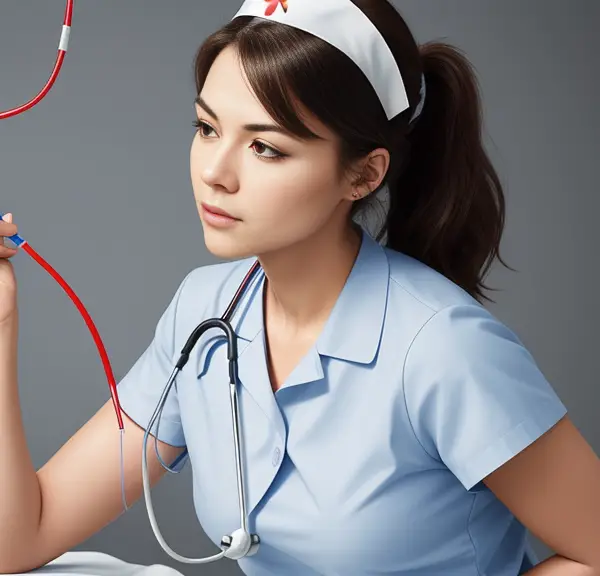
left=0, top=312, right=43, bottom=564
left=525, top=554, right=599, bottom=575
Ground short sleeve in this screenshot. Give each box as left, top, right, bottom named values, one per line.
left=403, top=304, right=568, bottom=491
left=117, top=272, right=194, bottom=467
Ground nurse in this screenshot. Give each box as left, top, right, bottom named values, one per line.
left=1, top=0, right=600, bottom=574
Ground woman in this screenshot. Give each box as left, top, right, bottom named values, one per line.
left=1, top=0, right=599, bottom=574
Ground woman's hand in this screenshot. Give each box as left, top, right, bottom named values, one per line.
left=0, top=213, right=20, bottom=325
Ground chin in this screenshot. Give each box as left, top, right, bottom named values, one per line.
left=202, top=230, right=256, bottom=261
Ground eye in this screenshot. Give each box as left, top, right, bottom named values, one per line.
left=249, top=141, right=285, bottom=161
left=193, top=119, right=287, bottom=162
left=193, top=118, right=215, bottom=138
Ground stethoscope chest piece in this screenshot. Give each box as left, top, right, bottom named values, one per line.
left=221, top=529, right=261, bottom=559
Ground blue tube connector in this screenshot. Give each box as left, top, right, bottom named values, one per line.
left=0, top=212, right=26, bottom=247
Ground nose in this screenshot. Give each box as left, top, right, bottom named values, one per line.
left=199, top=143, right=239, bottom=193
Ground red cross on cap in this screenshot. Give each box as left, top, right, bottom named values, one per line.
left=264, top=0, right=289, bottom=16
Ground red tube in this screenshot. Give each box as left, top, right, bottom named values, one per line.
left=21, top=243, right=124, bottom=430
left=0, top=0, right=74, bottom=120
left=1, top=0, right=125, bottom=430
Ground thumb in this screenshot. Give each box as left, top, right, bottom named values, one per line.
left=1, top=213, right=12, bottom=248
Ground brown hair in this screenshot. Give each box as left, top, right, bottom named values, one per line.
left=193, top=0, right=511, bottom=303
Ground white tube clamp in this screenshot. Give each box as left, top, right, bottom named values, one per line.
left=59, top=25, right=71, bottom=52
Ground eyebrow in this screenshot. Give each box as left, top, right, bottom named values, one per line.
left=195, top=95, right=291, bottom=136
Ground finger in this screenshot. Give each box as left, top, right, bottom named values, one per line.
left=0, top=244, right=18, bottom=257
left=1, top=213, right=15, bottom=247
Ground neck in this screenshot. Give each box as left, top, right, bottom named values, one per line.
left=257, top=222, right=362, bottom=336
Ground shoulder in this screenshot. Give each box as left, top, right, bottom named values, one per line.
left=381, top=247, right=528, bottom=375
left=174, top=257, right=257, bottom=322
left=384, top=252, right=568, bottom=492
left=384, top=246, right=481, bottom=314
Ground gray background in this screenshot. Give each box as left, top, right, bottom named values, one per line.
left=1, top=1, right=598, bottom=574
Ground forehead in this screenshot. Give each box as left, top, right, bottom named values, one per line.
left=197, top=46, right=334, bottom=142
left=200, top=47, right=261, bottom=111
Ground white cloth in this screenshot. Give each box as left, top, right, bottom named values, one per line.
left=2, top=551, right=184, bottom=576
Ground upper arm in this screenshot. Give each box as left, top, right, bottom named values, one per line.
left=32, top=398, right=185, bottom=569
left=483, top=414, right=600, bottom=569
left=404, top=303, right=568, bottom=491
left=403, top=303, right=600, bottom=567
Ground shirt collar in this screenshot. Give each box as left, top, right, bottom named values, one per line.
left=232, top=227, right=390, bottom=364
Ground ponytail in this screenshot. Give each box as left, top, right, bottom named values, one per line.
left=383, top=42, right=511, bottom=304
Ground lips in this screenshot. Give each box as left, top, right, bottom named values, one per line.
left=201, top=202, right=238, bottom=220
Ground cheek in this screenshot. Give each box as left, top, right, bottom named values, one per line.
left=190, top=141, right=216, bottom=205
left=190, top=139, right=201, bottom=188
left=249, top=159, right=340, bottom=222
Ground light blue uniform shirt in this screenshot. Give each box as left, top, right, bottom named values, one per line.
left=117, top=228, right=567, bottom=575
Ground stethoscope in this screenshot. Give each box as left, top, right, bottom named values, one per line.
left=2, top=0, right=263, bottom=564
left=140, top=258, right=264, bottom=563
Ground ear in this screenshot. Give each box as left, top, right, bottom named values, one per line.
left=348, top=147, right=390, bottom=200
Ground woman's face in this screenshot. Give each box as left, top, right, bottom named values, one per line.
left=190, top=45, right=356, bottom=260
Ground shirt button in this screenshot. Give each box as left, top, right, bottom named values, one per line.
left=272, top=447, right=281, bottom=466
